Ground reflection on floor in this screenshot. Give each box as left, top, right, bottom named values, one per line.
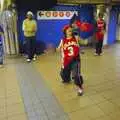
left=0, top=44, right=120, bottom=120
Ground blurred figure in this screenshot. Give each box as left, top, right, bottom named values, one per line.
left=0, top=24, right=4, bottom=68
left=57, top=25, right=84, bottom=96
left=22, top=11, right=37, bottom=62
left=95, top=13, right=106, bottom=56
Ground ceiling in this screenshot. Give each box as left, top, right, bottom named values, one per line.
left=57, top=0, right=120, bottom=4
left=1, top=0, right=120, bottom=12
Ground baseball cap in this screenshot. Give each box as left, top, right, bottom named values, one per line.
left=27, top=11, right=33, bottom=16
left=63, top=25, right=71, bottom=32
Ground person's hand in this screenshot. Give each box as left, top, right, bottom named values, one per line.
left=32, top=25, right=37, bottom=32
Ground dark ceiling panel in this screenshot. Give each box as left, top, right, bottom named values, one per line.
left=57, top=0, right=111, bottom=4
left=15, top=0, right=57, bottom=10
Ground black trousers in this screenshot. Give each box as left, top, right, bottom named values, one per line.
left=25, top=36, right=36, bottom=59
left=96, top=40, right=103, bottom=55
left=60, top=57, right=83, bottom=87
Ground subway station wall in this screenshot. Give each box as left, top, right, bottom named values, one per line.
left=18, top=5, right=94, bottom=53
left=107, top=7, right=118, bottom=45
left=18, top=5, right=118, bottom=54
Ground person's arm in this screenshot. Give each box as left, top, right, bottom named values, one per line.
left=101, top=20, right=106, bottom=34
left=57, top=39, right=63, bottom=51
left=94, top=20, right=98, bottom=32
left=22, top=20, right=26, bottom=31
left=32, top=20, right=37, bottom=32
left=75, top=35, right=80, bottom=45
left=104, top=21, right=106, bottom=31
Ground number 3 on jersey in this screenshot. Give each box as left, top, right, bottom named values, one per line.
left=68, top=46, right=74, bottom=56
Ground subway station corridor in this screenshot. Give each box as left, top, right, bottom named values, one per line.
left=0, top=44, right=120, bottom=120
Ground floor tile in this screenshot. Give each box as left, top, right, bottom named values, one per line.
left=7, top=103, right=25, bottom=117
left=7, top=113, right=28, bottom=120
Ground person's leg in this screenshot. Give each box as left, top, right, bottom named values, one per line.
left=60, top=65, right=71, bottom=83
left=26, top=37, right=32, bottom=61
left=99, top=40, right=103, bottom=55
left=97, top=40, right=101, bottom=55
left=0, top=45, right=3, bottom=67
left=31, top=36, right=36, bottom=60
left=72, top=59, right=84, bottom=96
left=95, top=41, right=99, bottom=55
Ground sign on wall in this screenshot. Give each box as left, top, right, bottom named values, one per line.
left=37, top=11, right=78, bottom=20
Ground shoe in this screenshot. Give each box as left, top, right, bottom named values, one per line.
left=26, top=59, right=31, bottom=62
left=33, top=57, right=36, bottom=61
left=77, top=88, right=83, bottom=96
left=94, top=53, right=98, bottom=56
left=0, top=64, right=3, bottom=68
left=100, top=52, right=104, bottom=56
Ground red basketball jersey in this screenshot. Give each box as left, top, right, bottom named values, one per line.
left=61, top=37, right=79, bottom=68
left=96, top=19, right=105, bottom=40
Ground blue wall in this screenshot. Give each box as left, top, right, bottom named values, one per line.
left=36, top=5, right=78, bottom=47
left=18, top=5, right=95, bottom=53
left=107, top=7, right=118, bottom=45
left=36, top=5, right=94, bottom=47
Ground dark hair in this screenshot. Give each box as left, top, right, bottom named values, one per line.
left=63, top=26, right=74, bottom=38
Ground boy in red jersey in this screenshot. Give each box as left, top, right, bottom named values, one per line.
left=95, top=13, right=106, bottom=56
left=57, top=25, right=84, bottom=96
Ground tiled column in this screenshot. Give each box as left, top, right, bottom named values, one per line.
left=103, top=7, right=111, bottom=46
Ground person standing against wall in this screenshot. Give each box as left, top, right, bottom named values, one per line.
left=95, top=13, right=106, bottom=56
left=22, top=11, right=37, bottom=62
left=0, top=24, right=4, bottom=67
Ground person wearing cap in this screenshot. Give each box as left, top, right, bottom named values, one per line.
left=95, top=13, right=106, bottom=56
left=22, top=11, right=37, bottom=62
left=57, top=25, right=84, bottom=96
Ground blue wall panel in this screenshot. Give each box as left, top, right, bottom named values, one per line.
left=107, top=8, right=118, bottom=45
left=18, top=5, right=94, bottom=53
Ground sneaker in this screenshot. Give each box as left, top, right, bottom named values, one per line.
left=0, top=64, right=3, bottom=68
left=94, top=53, right=98, bottom=56
left=100, top=52, right=104, bottom=56
left=26, top=59, right=31, bottom=62
left=77, top=88, right=83, bottom=96
left=33, top=57, right=36, bottom=61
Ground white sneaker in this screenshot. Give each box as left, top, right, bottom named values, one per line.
left=94, top=53, right=98, bottom=56
left=33, top=57, right=36, bottom=61
left=0, top=64, right=3, bottom=68
left=26, top=59, right=31, bottom=62
left=100, top=52, right=104, bottom=56
left=77, top=88, right=83, bottom=96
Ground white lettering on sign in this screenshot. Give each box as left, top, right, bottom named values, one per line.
left=37, top=11, right=78, bottom=20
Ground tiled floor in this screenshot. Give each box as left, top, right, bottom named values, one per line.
left=0, top=64, right=28, bottom=120
left=0, top=44, right=120, bottom=120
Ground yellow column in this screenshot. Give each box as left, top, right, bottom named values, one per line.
left=0, top=0, right=5, bottom=11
